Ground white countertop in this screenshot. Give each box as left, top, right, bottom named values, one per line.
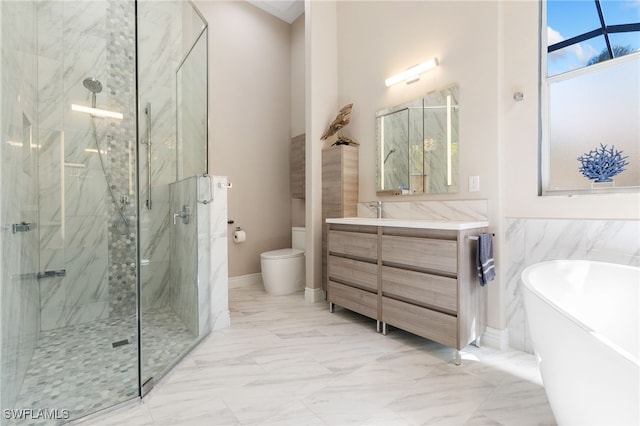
left=325, top=217, right=489, bottom=230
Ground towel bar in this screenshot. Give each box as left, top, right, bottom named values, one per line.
left=466, top=233, right=495, bottom=241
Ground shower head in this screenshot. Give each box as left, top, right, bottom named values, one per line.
left=83, top=77, right=102, bottom=108
left=83, top=77, right=103, bottom=94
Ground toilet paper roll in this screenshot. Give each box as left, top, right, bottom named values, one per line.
left=233, top=230, right=246, bottom=243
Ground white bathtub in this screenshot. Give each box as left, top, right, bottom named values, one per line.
left=522, top=260, right=639, bottom=426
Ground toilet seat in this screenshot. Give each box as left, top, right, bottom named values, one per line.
left=260, top=248, right=304, bottom=260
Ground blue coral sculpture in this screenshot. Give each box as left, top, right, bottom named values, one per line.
left=577, top=144, right=629, bottom=183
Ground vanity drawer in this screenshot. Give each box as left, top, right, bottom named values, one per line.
left=381, top=235, right=457, bottom=274
left=382, top=296, right=457, bottom=348
left=328, top=281, right=378, bottom=320
left=329, top=230, right=378, bottom=260
left=382, top=266, right=457, bottom=314
left=328, top=256, right=378, bottom=292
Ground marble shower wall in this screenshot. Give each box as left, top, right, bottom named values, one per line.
left=137, top=0, right=183, bottom=311
left=209, top=176, right=230, bottom=332
left=168, top=177, right=199, bottom=336
left=0, top=0, right=40, bottom=409
left=504, top=218, right=640, bottom=353
left=167, top=174, right=227, bottom=338
left=36, top=0, right=137, bottom=328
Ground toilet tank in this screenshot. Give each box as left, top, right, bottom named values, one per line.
left=292, top=227, right=306, bottom=251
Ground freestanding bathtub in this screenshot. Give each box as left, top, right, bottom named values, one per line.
left=522, top=260, right=639, bottom=426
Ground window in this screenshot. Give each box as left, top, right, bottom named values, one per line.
left=541, top=0, right=640, bottom=193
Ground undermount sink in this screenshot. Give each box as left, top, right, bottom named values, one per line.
left=325, top=217, right=489, bottom=230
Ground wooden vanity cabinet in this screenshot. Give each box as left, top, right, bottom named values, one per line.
left=326, top=225, right=379, bottom=323
left=326, top=223, right=488, bottom=364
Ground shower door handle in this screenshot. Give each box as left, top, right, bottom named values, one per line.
left=144, top=102, right=152, bottom=210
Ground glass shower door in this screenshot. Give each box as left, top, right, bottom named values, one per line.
left=137, top=0, right=208, bottom=395
left=2, top=0, right=139, bottom=422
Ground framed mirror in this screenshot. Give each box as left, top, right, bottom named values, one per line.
left=376, top=85, right=459, bottom=195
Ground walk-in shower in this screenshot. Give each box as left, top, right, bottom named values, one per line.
left=0, top=0, right=210, bottom=423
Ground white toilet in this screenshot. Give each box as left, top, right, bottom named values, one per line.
left=260, top=227, right=306, bottom=295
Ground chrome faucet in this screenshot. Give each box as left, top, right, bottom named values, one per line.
left=370, top=201, right=383, bottom=218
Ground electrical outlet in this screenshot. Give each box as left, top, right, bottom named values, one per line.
left=469, top=175, right=480, bottom=192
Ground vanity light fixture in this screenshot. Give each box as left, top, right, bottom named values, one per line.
left=385, top=58, right=439, bottom=87
left=446, top=94, right=452, bottom=186
left=71, top=104, right=124, bottom=120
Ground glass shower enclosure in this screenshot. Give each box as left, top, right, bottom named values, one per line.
left=0, top=0, right=209, bottom=423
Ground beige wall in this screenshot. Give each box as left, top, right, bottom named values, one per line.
left=291, top=14, right=306, bottom=228
left=198, top=1, right=292, bottom=277
left=305, top=0, right=339, bottom=298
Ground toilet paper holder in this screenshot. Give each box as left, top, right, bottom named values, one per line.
left=233, top=226, right=247, bottom=243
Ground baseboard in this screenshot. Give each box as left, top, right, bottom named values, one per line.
left=482, top=327, right=509, bottom=350
left=228, top=273, right=262, bottom=289
left=304, top=287, right=326, bottom=303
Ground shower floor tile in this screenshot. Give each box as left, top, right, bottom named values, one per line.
left=11, top=307, right=195, bottom=425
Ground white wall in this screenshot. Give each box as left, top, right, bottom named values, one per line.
left=197, top=0, right=292, bottom=277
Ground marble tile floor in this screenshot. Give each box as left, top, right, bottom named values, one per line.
left=12, top=307, right=196, bottom=426
left=75, top=283, right=556, bottom=426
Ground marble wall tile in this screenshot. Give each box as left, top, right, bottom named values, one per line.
left=66, top=215, right=108, bottom=251
left=36, top=0, right=63, bottom=59
left=197, top=176, right=212, bottom=336
left=39, top=276, right=66, bottom=331
left=587, top=220, right=640, bottom=266
left=210, top=176, right=230, bottom=331
left=64, top=301, right=109, bottom=325
left=168, top=177, right=198, bottom=336
left=140, top=260, right=170, bottom=310
left=136, top=0, right=182, bottom=313
left=64, top=168, right=109, bottom=218
left=357, top=199, right=488, bottom=221
left=504, top=218, right=640, bottom=353
left=65, top=245, right=109, bottom=305
left=36, top=56, right=63, bottom=131
left=139, top=196, right=171, bottom=263
left=504, top=219, right=527, bottom=352
left=39, top=224, right=64, bottom=271
left=38, top=129, right=62, bottom=223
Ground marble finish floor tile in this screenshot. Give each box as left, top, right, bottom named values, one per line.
left=77, top=283, right=556, bottom=426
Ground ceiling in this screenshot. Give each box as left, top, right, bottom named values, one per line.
left=246, top=0, right=304, bottom=24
